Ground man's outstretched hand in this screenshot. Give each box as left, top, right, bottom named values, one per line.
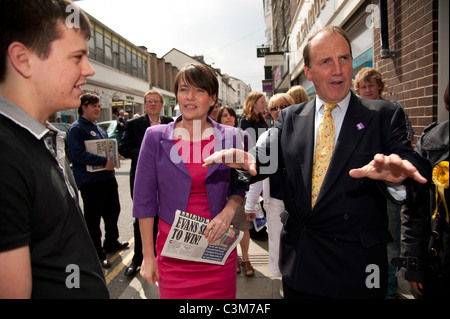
left=349, top=153, right=427, bottom=184
left=203, top=148, right=258, bottom=176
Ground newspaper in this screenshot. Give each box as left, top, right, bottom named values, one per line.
left=161, top=210, right=243, bottom=265
left=84, top=139, right=120, bottom=172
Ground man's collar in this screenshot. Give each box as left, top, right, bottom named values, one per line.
left=0, top=95, right=49, bottom=140
left=79, top=116, right=97, bottom=125
left=315, top=91, right=352, bottom=113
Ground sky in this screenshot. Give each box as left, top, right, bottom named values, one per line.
left=76, top=0, right=268, bottom=92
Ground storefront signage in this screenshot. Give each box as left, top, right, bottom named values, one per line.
left=353, top=48, right=373, bottom=69
left=257, top=46, right=270, bottom=58
left=265, top=52, right=284, bottom=66
left=262, top=80, right=274, bottom=92
left=296, top=0, right=327, bottom=51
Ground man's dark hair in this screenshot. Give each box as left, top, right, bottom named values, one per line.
left=0, top=0, right=91, bottom=83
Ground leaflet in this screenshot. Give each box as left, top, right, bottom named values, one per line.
left=161, top=210, right=243, bottom=265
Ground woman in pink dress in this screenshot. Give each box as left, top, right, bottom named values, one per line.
left=133, top=63, right=247, bottom=299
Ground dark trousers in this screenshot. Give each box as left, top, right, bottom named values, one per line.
left=80, top=178, right=121, bottom=259
left=130, top=174, right=158, bottom=265
left=283, top=279, right=330, bottom=299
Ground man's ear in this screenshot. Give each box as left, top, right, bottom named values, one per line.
left=304, top=65, right=312, bottom=81
left=7, top=42, right=33, bottom=78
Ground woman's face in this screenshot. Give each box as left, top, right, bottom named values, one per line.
left=269, top=99, right=289, bottom=122
left=253, top=96, right=266, bottom=115
left=82, top=102, right=101, bottom=123
left=177, top=77, right=216, bottom=121
left=220, top=109, right=236, bottom=127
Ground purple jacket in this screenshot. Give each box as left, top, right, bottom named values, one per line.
left=133, top=117, right=250, bottom=225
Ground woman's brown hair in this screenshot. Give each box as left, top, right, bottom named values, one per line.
left=173, top=63, right=218, bottom=106
left=242, top=91, right=265, bottom=122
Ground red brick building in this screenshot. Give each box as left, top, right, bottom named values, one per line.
left=264, top=0, right=448, bottom=142
left=372, top=0, right=447, bottom=142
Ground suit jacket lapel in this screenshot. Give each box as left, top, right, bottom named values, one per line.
left=292, top=100, right=316, bottom=200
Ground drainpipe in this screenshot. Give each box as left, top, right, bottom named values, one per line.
left=379, top=0, right=395, bottom=58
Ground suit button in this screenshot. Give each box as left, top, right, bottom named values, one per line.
left=343, top=213, right=350, bottom=220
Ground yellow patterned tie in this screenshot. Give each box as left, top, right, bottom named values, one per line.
left=311, top=103, right=337, bottom=207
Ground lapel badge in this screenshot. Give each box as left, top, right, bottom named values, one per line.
left=356, top=123, right=365, bottom=130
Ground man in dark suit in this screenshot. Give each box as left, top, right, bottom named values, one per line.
left=119, top=90, right=173, bottom=276
left=204, top=26, right=430, bottom=299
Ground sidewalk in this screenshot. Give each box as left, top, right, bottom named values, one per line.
left=116, top=237, right=282, bottom=299
left=114, top=159, right=413, bottom=299
left=116, top=235, right=412, bottom=299
left=236, top=238, right=283, bottom=299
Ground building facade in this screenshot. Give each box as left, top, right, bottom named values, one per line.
left=163, top=48, right=252, bottom=110
left=52, top=14, right=178, bottom=124
left=265, top=0, right=448, bottom=142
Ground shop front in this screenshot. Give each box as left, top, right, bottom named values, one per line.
left=289, top=0, right=374, bottom=99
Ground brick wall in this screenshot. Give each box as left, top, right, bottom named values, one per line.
left=373, top=0, right=439, bottom=143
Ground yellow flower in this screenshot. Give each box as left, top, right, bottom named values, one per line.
left=432, top=161, right=449, bottom=223
left=432, top=161, right=449, bottom=189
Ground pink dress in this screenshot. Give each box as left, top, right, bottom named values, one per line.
left=155, top=137, right=237, bottom=299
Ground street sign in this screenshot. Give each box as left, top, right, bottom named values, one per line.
left=257, top=46, right=270, bottom=58
left=262, top=80, right=274, bottom=92
left=264, top=52, right=284, bottom=66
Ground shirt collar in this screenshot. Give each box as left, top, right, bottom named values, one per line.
left=150, top=116, right=161, bottom=126
left=0, top=95, right=50, bottom=140
left=315, top=91, right=352, bottom=114
left=79, top=116, right=97, bottom=126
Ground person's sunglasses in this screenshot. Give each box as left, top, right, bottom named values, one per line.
left=269, top=105, right=288, bottom=112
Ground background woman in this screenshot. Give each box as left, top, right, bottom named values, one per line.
left=244, top=92, right=300, bottom=297
left=238, top=91, right=269, bottom=240
left=287, top=85, right=309, bottom=104
left=133, top=63, right=246, bottom=299
left=238, top=91, right=268, bottom=141
left=217, top=106, right=255, bottom=276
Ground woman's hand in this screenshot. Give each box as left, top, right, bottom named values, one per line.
left=408, top=281, right=423, bottom=296
left=244, top=209, right=256, bottom=221
left=204, top=206, right=234, bottom=243
left=138, top=217, right=158, bottom=286
left=204, top=195, right=243, bottom=243
left=140, top=256, right=159, bottom=286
